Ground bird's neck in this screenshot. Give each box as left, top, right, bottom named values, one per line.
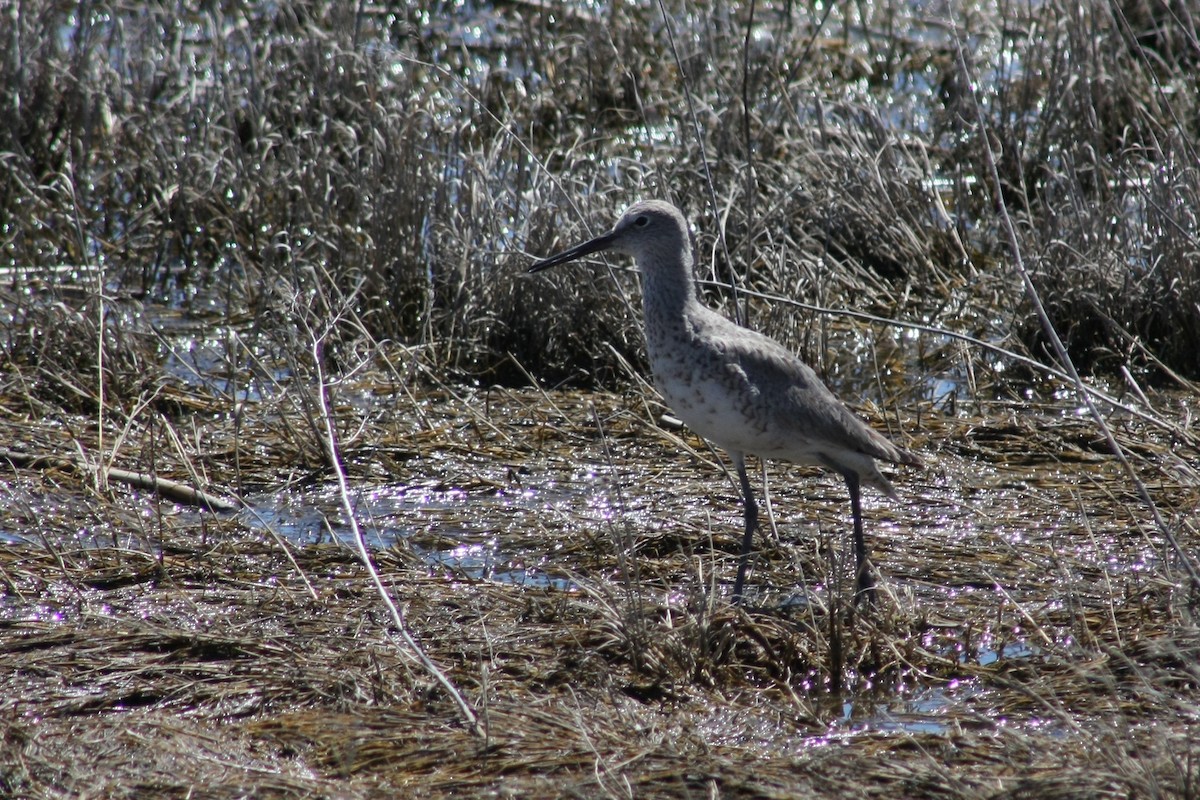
left=638, top=248, right=698, bottom=323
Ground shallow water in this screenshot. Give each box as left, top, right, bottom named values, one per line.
left=239, top=478, right=584, bottom=591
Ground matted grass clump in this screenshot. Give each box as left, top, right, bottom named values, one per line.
left=1, top=383, right=1198, bottom=798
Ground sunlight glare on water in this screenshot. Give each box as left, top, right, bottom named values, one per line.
left=240, top=470, right=616, bottom=591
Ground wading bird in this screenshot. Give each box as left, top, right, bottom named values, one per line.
left=528, top=200, right=919, bottom=603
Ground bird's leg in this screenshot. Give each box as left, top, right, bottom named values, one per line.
left=731, top=452, right=758, bottom=604
left=843, top=470, right=876, bottom=606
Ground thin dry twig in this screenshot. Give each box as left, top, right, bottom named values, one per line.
left=309, top=328, right=484, bottom=740
left=0, top=447, right=242, bottom=512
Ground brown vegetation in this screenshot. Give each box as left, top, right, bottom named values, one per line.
left=1, top=0, right=1198, bottom=797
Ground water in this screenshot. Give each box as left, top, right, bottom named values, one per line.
left=238, top=476, right=615, bottom=592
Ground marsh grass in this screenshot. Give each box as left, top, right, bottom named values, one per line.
left=2, top=0, right=1200, bottom=797
left=4, top=0, right=1198, bottom=383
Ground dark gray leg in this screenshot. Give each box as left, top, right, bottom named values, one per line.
left=731, top=452, right=758, bottom=604
left=843, top=470, right=876, bottom=605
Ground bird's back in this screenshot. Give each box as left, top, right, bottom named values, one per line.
left=646, top=302, right=917, bottom=494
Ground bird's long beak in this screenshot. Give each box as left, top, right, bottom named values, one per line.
left=527, top=230, right=617, bottom=273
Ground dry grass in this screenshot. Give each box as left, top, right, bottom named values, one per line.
left=3, top=0, right=1199, bottom=383
left=2, top=372, right=1198, bottom=797
left=2, top=0, right=1200, bottom=797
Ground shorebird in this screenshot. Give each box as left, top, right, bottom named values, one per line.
left=528, top=200, right=919, bottom=604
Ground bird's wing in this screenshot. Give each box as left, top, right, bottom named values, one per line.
left=714, top=320, right=913, bottom=466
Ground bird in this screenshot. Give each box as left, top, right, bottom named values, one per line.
left=527, top=199, right=919, bottom=604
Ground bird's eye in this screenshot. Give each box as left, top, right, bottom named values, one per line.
left=634, top=215, right=650, bottom=227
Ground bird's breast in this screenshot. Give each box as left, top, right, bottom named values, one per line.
left=645, top=316, right=778, bottom=456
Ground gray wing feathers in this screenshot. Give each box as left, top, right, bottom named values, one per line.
left=721, top=322, right=917, bottom=467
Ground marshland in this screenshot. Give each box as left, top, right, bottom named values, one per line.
left=1, top=1, right=1198, bottom=797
